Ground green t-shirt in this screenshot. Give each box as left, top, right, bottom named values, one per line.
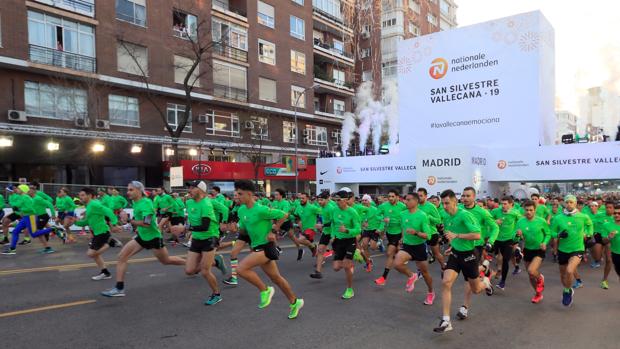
left=353, top=203, right=368, bottom=219
left=516, top=216, right=550, bottom=250
left=271, top=199, right=292, bottom=222
left=55, top=195, right=76, bottom=212
left=171, top=198, right=185, bottom=217
left=32, top=195, right=55, bottom=216
left=210, top=197, right=229, bottom=223
left=238, top=203, right=286, bottom=249
left=111, top=194, right=128, bottom=210
left=378, top=201, right=407, bottom=234
left=157, top=194, right=176, bottom=213
left=602, top=221, right=620, bottom=254
left=75, top=199, right=117, bottom=235
left=36, top=191, right=53, bottom=203
left=132, top=197, right=161, bottom=241
left=593, top=213, right=613, bottom=233
left=400, top=208, right=431, bottom=246
left=361, top=204, right=381, bottom=231
left=294, top=202, right=321, bottom=231
left=100, top=194, right=114, bottom=209
left=332, top=205, right=361, bottom=239
left=464, top=204, right=499, bottom=246
left=186, top=198, right=218, bottom=240
left=535, top=204, right=551, bottom=220
left=496, top=208, right=521, bottom=242
left=551, top=212, right=593, bottom=253
left=319, top=200, right=338, bottom=236
left=418, top=201, right=441, bottom=235
left=443, top=208, right=481, bottom=252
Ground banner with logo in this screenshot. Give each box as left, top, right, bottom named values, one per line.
left=415, top=147, right=473, bottom=197
left=181, top=161, right=316, bottom=181
left=398, top=11, right=555, bottom=148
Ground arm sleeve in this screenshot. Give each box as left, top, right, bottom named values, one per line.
left=484, top=211, right=500, bottom=244
left=119, top=196, right=128, bottom=209
left=585, top=215, right=594, bottom=237
left=45, top=199, right=56, bottom=216
left=541, top=220, right=551, bottom=245
left=102, top=205, right=118, bottom=225
left=259, top=206, right=286, bottom=220
left=426, top=205, right=442, bottom=226
left=190, top=217, right=212, bottom=231
left=422, top=214, right=432, bottom=241
left=347, top=209, right=361, bottom=236
left=213, top=200, right=230, bottom=223
left=377, top=205, right=385, bottom=231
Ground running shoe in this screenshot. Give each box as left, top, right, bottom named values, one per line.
left=536, top=274, right=545, bottom=294
left=562, top=288, right=574, bottom=306
left=214, top=255, right=228, bottom=276
left=182, top=241, right=191, bottom=248
left=377, top=239, right=385, bottom=252
left=54, top=227, right=66, bottom=244
left=39, top=247, right=55, bottom=254
left=323, top=250, right=334, bottom=258
left=514, top=247, right=523, bottom=264
left=531, top=293, right=543, bottom=304
left=374, top=276, right=386, bottom=286
left=433, top=319, right=453, bottom=333
left=512, top=266, right=521, bottom=275
left=424, top=292, right=435, bottom=305
left=1, top=247, right=16, bottom=255
left=405, top=273, right=418, bottom=293
left=483, top=276, right=494, bottom=296
left=204, top=294, right=223, bottom=306
left=364, top=259, right=373, bottom=273
left=259, top=286, right=275, bottom=309
left=496, top=280, right=506, bottom=290
left=600, top=280, right=609, bottom=290
left=309, top=271, right=323, bottom=279
left=590, top=261, right=601, bottom=269
left=101, top=287, right=125, bottom=297
left=18, top=239, right=31, bottom=245
left=572, top=280, right=583, bottom=289
left=456, top=306, right=468, bottom=320
left=296, top=249, right=304, bottom=261
left=91, top=272, right=112, bottom=281
left=353, top=249, right=364, bottom=263
left=223, top=276, right=238, bottom=286
left=288, top=298, right=304, bottom=319
left=341, top=288, right=354, bottom=299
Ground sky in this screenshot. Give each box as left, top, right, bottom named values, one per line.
left=457, top=0, right=620, bottom=118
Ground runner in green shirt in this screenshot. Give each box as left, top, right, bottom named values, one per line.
left=550, top=194, right=594, bottom=307
left=75, top=187, right=117, bottom=281
left=375, top=189, right=407, bottom=286
left=55, top=187, right=77, bottom=242
left=493, top=196, right=522, bottom=289
left=602, top=204, right=620, bottom=284
left=270, top=188, right=302, bottom=257
left=393, top=192, right=435, bottom=305
left=330, top=189, right=361, bottom=299
left=2, top=188, right=28, bottom=244
left=293, top=193, right=320, bottom=260
left=359, top=194, right=381, bottom=272
left=531, top=193, right=551, bottom=223
left=434, top=190, right=492, bottom=333
left=310, top=191, right=337, bottom=279
left=234, top=180, right=304, bottom=319
left=102, top=181, right=185, bottom=298
left=418, top=188, right=445, bottom=269
left=515, top=200, right=550, bottom=303
left=593, top=200, right=615, bottom=289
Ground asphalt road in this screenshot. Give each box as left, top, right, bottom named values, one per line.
left=2, top=234, right=619, bottom=349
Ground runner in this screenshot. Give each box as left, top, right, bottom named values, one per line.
left=55, top=187, right=77, bottom=243
left=550, top=194, right=594, bottom=306
left=596, top=200, right=615, bottom=289
left=393, top=192, right=435, bottom=305
left=330, top=189, right=361, bottom=299
left=515, top=200, right=550, bottom=303
left=492, top=196, right=521, bottom=290
left=293, top=193, right=319, bottom=260
left=433, top=190, right=492, bottom=333
left=359, top=194, right=381, bottom=272
left=101, top=181, right=185, bottom=297
left=602, top=204, right=620, bottom=284
left=234, top=180, right=304, bottom=319
left=74, top=187, right=118, bottom=280
left=417, top=188, right=445, bottom=270
left=310, top=191, right=337, bottom=279
left=2, top=185, right=22, bottom=245
left=375, top=189, right=406, bottom=286
left=270, top=189, right=301, bottom=258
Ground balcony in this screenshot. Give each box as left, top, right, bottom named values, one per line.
left=312, top=2, right=344, bottom=25
left=313, top=65, right=354, bottom=96
left=29, top=44, right=96, bottom=73
left=213, top=83, right=248, bottom=102
left=313, top=38, right=354, bottom=65
left=212, top=0, right=247, bottom=21
left=212, top=43, right=248, bottom=63
left=35, top=0, right=95, bottom=17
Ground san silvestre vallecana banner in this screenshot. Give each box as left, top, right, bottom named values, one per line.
left=397, top=11, right=556, bottom=149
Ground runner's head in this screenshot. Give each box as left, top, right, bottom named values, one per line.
left=362, top=194, right=372, bottom=207
left=523, top=200, right=536, bottom=219
left=211, top=186, right=221, bottom=197
left=417, top=187, right=428, bottom=203
left=274, top=188, right=285, bottom=201
left=17, top=184, right=30, bottom=195
left=388, top=189, right=400, bottom=204
left=564, top=194, right=577, bottom=211
left=477, top=199, right=486, bottom=208
left=404, top=192, right=420, bottom=209
left=461, top=186, right=476, bottom=207
left=317, top=191, right=330, bottom=206
left=501, top=196, right=514, bottom=212
left=440, top=190, right=457, bottom=214
left=606, top=200, right=615, bottom=215
left=57, top=187, right=69, bottom=197
left=589, top=201, right=599, bottom=214
left=614, top=204, right=620, bottom=223
left=234, top=180, right=255, bottom=205
left=300, top=192, right=309, bottom=204
left=186, top=180, right=207, bottom=199
left=332, top=190, right=349, bottom=209
left=78, top=187, right=96, bottom=204
left=127, top=181, right=146, bottom=201
left=530, top=193, right=540, bottom=203
left=429, top=195, right=440, bottom=207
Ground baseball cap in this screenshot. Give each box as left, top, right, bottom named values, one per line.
left=186, top=180, right=207, bottom=193
left=318, top=191, right=330, bottom=199
left=17, top=184, right=30, bottom=193
left=332, top=190, right=350, bottom=199
left=589, top=201, right=599, bottom=207
left=564, top=194, right=577, bottom=203
left=339, top=187, right=354, bottom=198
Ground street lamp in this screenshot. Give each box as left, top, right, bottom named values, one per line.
left=293, top=83, right=320, bottom=194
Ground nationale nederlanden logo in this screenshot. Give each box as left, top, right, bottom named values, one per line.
left=427, top=176, right=437, bottom=186
left=336, top=167, right=343, bottom=174
left=497, top=160, right=507, bottom=170
left=429, top=58, right=448, bottom=79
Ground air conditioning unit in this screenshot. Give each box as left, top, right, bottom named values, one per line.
left=244, top=121, right=254, bottom=130
left=303, top=136, right=309, bottom=144
left=198, top=114, right=209, bottom=124
left=302, top=129, right=310, bottom=136
left=95, top=119, right=110, bottom=129
left=331, top=131, right=339, bottom=138
left=75, top=116, right=90, bottom=128
left=7, top=110, right=27, bottom=122
left=361, top=31, right=370, bottom=39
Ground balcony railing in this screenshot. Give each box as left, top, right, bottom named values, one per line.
left=29, top=44, right=96, bottom=73
left=313, top=65, right=353, bottom=89
left=313, top=38, right=353, bottom=59
left=212, top=0, right=247, bottom=18
left=213, top=83, right=248, bottom=102
left=36, top=0, right=94, bottom=16
left=312, top=4, right=344, bottom=24
left=212, top=43, right=248, bottom=62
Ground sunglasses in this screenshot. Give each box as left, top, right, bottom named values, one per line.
left=614, top=212, right=620, bottom=215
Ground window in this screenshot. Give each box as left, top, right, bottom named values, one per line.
left=304, top=125, right=328, bottom=146
left=290, top=50, right=306, bottom=74
left=291, top=85, right=306, bottom=108
left=409, top=0, right=420, bottom=13
left=290, top=16, right=305, bottom=40
left=203, top=110, right=240, bottom=137
left=117, top=41, right=148, bottom=76
left=258, top=39, right=276, bottom=65
left=440, top=19, right=451, bottom=31
left=174, top=55, right=200, bottom=87
left=212, top=18, right=248, bottom=51
left=409, top=23, right=420, bottom=36
left=251, top=116, right=269, bottom=140
left=283, top=121, right=297, bottom=143
left=333, top=99, right=345, bottom=116
left=382, top=60, right=398, bottom=78
left=172, top=10, right=197, bottom=39
left=381, top=36, right=399, bottom=55
left=109, top=95, right=139, bottom=127
left=167, top=103, right=192, bottom=133
left=213, top=60, right=247, bottom=101
left=427, top=13, right=437, bottom=26
left=25, top=81, right=87, bottom=120
left=34, top=0, right=95, bottom=17
left=292, top=0, right=304, bottom=5
left=362, top=70, right=373, bottom=82
left=333, top=129, right=342, bottom=145
left=313, top=0, right=343, bottom=22
left=360, top=47, right=371, bottom=58
left=440, top=0, right=450, bottom=15
left=382, top=18, right=396, bottom=27
left=116, top=0, right=146, bottom=26
left=333, top=40, right=343, bottom=54
left=333, top=69, right=345, bottom=85
left=259, top=77, right=277, bottom=102
left=258, top=1, right=275, bottom=28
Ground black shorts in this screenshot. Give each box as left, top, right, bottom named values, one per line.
left=428, top=233, right=440, bottom=247
left=280, top=220, right=293, bottom=232
left=318, top=233, right=332, bottom=246
left=36, top=214, right=50, bottom=230
left=446, top=250, right=479, bottom=281
left=58, top=211, right=75, bottom=221
left=523, top=248, right=546, bottom=262
left=7, top=213, right=21, bottom=221
left=237, top=231, right=251, bottom=244
left=593, top=233, right=609, bottom=246
left=557, top=251, right=584, bottom=265
left=332, top=237, right=356, bottom=261
left=134, top=236, right=164, bottom=250
left=401, top=243, right=427, bottom=262
left=474, top=245, right=483, bottom=263
left=253, top=241, right=280, bottom=261
left=189, top=237, right=219, bottom=253
left=361, top=230, right=379, bottom=241
left=493, top=240, right=514, bottom=254
left=170, top=216, right=185, bottom=226
left=89, top=232, right=111, bottom=250
left=386, top=233, right=401, bottom=247
left=612, top=253, right=620, bottom=277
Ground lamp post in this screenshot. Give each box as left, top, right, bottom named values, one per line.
left=293, top=84, right=319, bottom=195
